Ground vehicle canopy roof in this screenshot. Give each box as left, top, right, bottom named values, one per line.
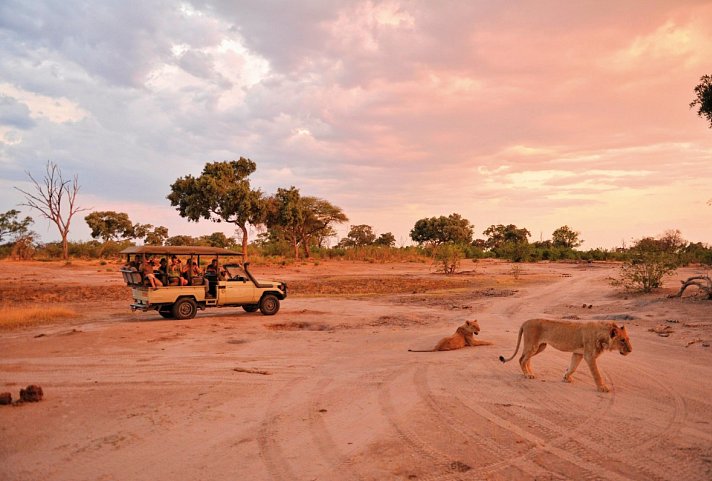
left=120, top=246, right=243, bottom=257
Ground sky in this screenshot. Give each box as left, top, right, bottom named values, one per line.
left=1, top=0, right=711, bottom=249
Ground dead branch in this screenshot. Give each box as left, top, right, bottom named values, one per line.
left=233, top=367, right=271, bottom=375
left=670, top=275, right=712, bottom=300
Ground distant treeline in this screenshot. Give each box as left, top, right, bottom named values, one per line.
left=2, top=235, right=710, bottom=267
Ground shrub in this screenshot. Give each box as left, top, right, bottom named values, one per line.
left=615, top=239, right=680, bottom=292
left=432, top=243, right=464, bottom=275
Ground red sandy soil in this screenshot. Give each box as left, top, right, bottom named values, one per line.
left=1, top=259, right=711, bottom=481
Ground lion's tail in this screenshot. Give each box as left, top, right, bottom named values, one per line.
left=408, top=349, right=435, bottom=352
left=499, top=326, right=524, bottom=363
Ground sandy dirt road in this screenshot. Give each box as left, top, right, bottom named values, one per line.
left=1, top=260, right=711, bottom=480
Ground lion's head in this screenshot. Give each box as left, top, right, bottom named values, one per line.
left=462, top=320, right=481, bottom=336
left=610, top=324, right=632, bottom=355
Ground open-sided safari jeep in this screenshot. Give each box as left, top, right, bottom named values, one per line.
left=119, top=246, right=287, bottom=320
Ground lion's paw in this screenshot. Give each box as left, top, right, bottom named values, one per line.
left=597, top=385, right=610, bottom=393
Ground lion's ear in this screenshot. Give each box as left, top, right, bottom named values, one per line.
left=610, top=328, right=618, bottom=338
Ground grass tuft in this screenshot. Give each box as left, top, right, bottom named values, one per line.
left=0, top=305, right=77, bottom=330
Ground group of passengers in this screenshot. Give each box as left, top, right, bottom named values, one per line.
left=125, top=256, right=227, bottom=288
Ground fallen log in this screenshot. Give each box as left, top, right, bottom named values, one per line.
left=670, top=275, right=712, bottom=299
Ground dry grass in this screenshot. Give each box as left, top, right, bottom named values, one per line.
left=0, top=305, right=77, bottom=330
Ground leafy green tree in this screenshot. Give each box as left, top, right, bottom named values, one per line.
left=483, top=224, right=531, bottom=249
left=340, top=224, right=376, bottom=247
left=374, top=232, right=396, bottom=247
left=690, top=74, right=712, bottom=128
left=85, top=211, right=134, bottom=242
left=144, top=226, right=169, bottom=246
left=165, top=235, right=196, bottom=246
left=131, top=223, right=153, bottom=241
left=265, top=187, right=303, bottom=258
left=552, top=225, right=583, bottom=249
left=410, top=213, right=473, bottom=246
left=0, top=209, right=33, bottom=243
left=199, top=232, right=237, bottom=248
left=168, top=158, right=264, bottom=259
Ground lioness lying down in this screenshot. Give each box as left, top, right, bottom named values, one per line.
left=499, top=319, right=632, bottom=392
left=409, top=320, right=493, bottom=352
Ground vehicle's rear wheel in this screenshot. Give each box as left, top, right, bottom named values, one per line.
left=158, top=307, right=174, bottom=319
left=172, top=298, right=197, bottom=320
left=242, top=304, right=259, bottom=313
left=259, top=294, right=280, bottom=316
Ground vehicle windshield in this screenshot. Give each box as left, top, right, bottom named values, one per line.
left=223, top=264, right=247, bottom=281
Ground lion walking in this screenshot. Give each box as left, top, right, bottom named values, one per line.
left=409, top=320, right=493, bottom=352
left=499, top=318, right=632, bottom=392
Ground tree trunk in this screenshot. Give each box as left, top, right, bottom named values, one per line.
left=62, top=236, right=69, bottom=260
left=302, top=235, right=311, bottom=258
left=670, top=276, right=712, bottom=299
left=238, top=224, right=249, bottom=261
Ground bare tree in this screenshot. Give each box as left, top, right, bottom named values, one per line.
left=15, top=161, right=88, bottom=260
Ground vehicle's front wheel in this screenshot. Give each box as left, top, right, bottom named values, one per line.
left=242, top=304, right=259, bottom=313
left=259, top=294, right=280, bottom=316
left=172, top=298, right=197, bottom=320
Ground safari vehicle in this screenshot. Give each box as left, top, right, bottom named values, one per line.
left=119, top=246, right=287, bottom=320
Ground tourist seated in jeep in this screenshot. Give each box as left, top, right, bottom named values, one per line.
left=182, top=259, right=202, bottom=282
left=142, top=258, right=163, bottom=288
left=167, top=256, right=187, bottom=286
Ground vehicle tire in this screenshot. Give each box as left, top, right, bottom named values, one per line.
left=259, top=294, right=280, bottom=316
left=158, top=307, right=174, bottom=319
left=172, top=298, right=197, bottom=320
left=242, top=304, right=259, bottom=313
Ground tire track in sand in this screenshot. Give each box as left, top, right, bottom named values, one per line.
left=256, top=376, right=309, bottom=481
left=376, top=363, right=485, bottom=481
left=305, top=377, right=364, bottom=481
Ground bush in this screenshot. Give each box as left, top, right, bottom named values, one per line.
left=615, top=241, right=680, bottom=292
left=432, top=244, right=464, bottom=275
left=493, top=241, right=531, bottom=262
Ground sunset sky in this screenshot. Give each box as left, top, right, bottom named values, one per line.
left=1, top=1, right=711, bottom=249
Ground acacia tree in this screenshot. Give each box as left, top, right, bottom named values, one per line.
left=690, top=74, right=712, bottom=128
left=15, top=161, right=88, bottom=260
left=265, top=187, right=348, bottom=258
left=299, top=196, right=347, bottom=256
left=168, top=158, right=264, bottom=259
